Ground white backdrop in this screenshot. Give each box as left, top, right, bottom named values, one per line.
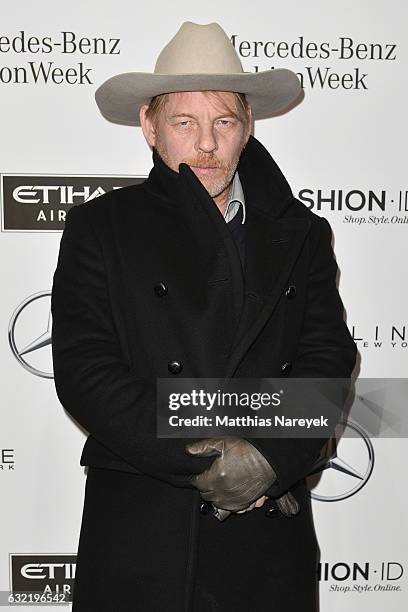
left=1, top=1, right=406, bottom=609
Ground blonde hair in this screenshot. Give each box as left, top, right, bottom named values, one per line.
left=145, top=91, right=251, bottom=130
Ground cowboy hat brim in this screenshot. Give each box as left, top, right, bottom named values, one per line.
left=95, top=68, right=302, bottom=127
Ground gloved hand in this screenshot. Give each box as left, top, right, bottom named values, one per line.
left=185, top=437, right=300, bottom=520
left=185, top=436, right=276, bottom=512
left=212, top=491, right=300, bottom=521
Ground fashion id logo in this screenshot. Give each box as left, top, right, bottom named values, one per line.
left=318, top=561, right=404, bottom=594
left=297, top=187, right=408, bottom=226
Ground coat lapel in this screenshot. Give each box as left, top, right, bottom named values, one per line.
left=225, top=200, right=311, bottom=377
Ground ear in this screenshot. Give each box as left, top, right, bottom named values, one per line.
left=140, top=104, right=157, bottom=147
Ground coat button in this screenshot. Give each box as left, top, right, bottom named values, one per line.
left=265, top=507, right=277, bottom=518
left=200, top=501, right=212, bottom=515
left=285, top=284, right=297, bottom=299
left=154, top=282, right=168, bottom=297
left=280, top=361, right=292, bottom=375
left=168, top=360, right=182, bottom=374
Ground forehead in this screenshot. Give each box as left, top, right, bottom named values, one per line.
left=164, top=91, right=239, bottom=115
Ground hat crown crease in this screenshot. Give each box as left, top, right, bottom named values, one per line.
left=154, top=21, right=243, bottom=75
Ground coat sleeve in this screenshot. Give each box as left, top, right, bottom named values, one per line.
left=248, top=215, right=357, bottom=498
left=51, top=203, right=213, bottom=487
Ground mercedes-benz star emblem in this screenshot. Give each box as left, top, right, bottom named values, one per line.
left=9, top=291, right=53, bottom=378
left=307, top=419, right=374, bottom=501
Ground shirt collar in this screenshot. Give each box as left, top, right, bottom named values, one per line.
left=223, top=171, right=246, bottom=224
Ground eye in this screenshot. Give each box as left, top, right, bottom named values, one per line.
left=178, top=120, right=192, bottom=128
left=216, top=119, right=234, bottom=128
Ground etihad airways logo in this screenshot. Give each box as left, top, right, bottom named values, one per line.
left=10, top=554, right=76, bottom=603
left=1, top=174, right=145, bottom=231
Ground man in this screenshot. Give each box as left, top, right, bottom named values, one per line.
left=51, top=21, right=356, bottom=612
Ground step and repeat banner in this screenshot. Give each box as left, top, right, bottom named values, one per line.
left=1, top=1, right=406, bottom=610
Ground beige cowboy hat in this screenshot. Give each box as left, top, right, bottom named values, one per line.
left=95, top=21, right=302, bottom=127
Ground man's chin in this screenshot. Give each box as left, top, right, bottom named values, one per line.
left=198, top=178, right=228, bottom=198
left=190, top=167, right=221, bottom=189
left=189, top=170, right=229, bottom=198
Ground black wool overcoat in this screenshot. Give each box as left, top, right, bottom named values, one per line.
left=51, top=135, right=357, bottom=612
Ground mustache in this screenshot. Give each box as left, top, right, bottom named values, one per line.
left=181, top=154, right=225, bottom=169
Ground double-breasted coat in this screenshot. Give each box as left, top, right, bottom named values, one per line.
left=51, top=134, right=357, bottom=611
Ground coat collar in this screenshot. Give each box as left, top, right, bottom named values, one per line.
left=144, top=134, right=294, bottom=220
left=237, top=134, right=295, bottom=219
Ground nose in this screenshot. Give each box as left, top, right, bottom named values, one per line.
left=196, top=123, right=218, bottom=154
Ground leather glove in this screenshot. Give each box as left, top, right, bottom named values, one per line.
left=186, top=437, right=300, bottom=520
left=185, top=437, right=271, bottom=510
left=212, top=491, right=300, bottom=522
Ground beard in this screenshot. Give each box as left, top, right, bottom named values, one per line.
left=155, top=139, right=245, bottom=198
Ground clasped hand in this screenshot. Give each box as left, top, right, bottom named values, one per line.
left=185, top=436, right=276, bottom=513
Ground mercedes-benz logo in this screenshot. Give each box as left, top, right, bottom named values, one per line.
left=307, top=419, right=374, bottom=502
left=9, top=291, right=53, bottom=379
